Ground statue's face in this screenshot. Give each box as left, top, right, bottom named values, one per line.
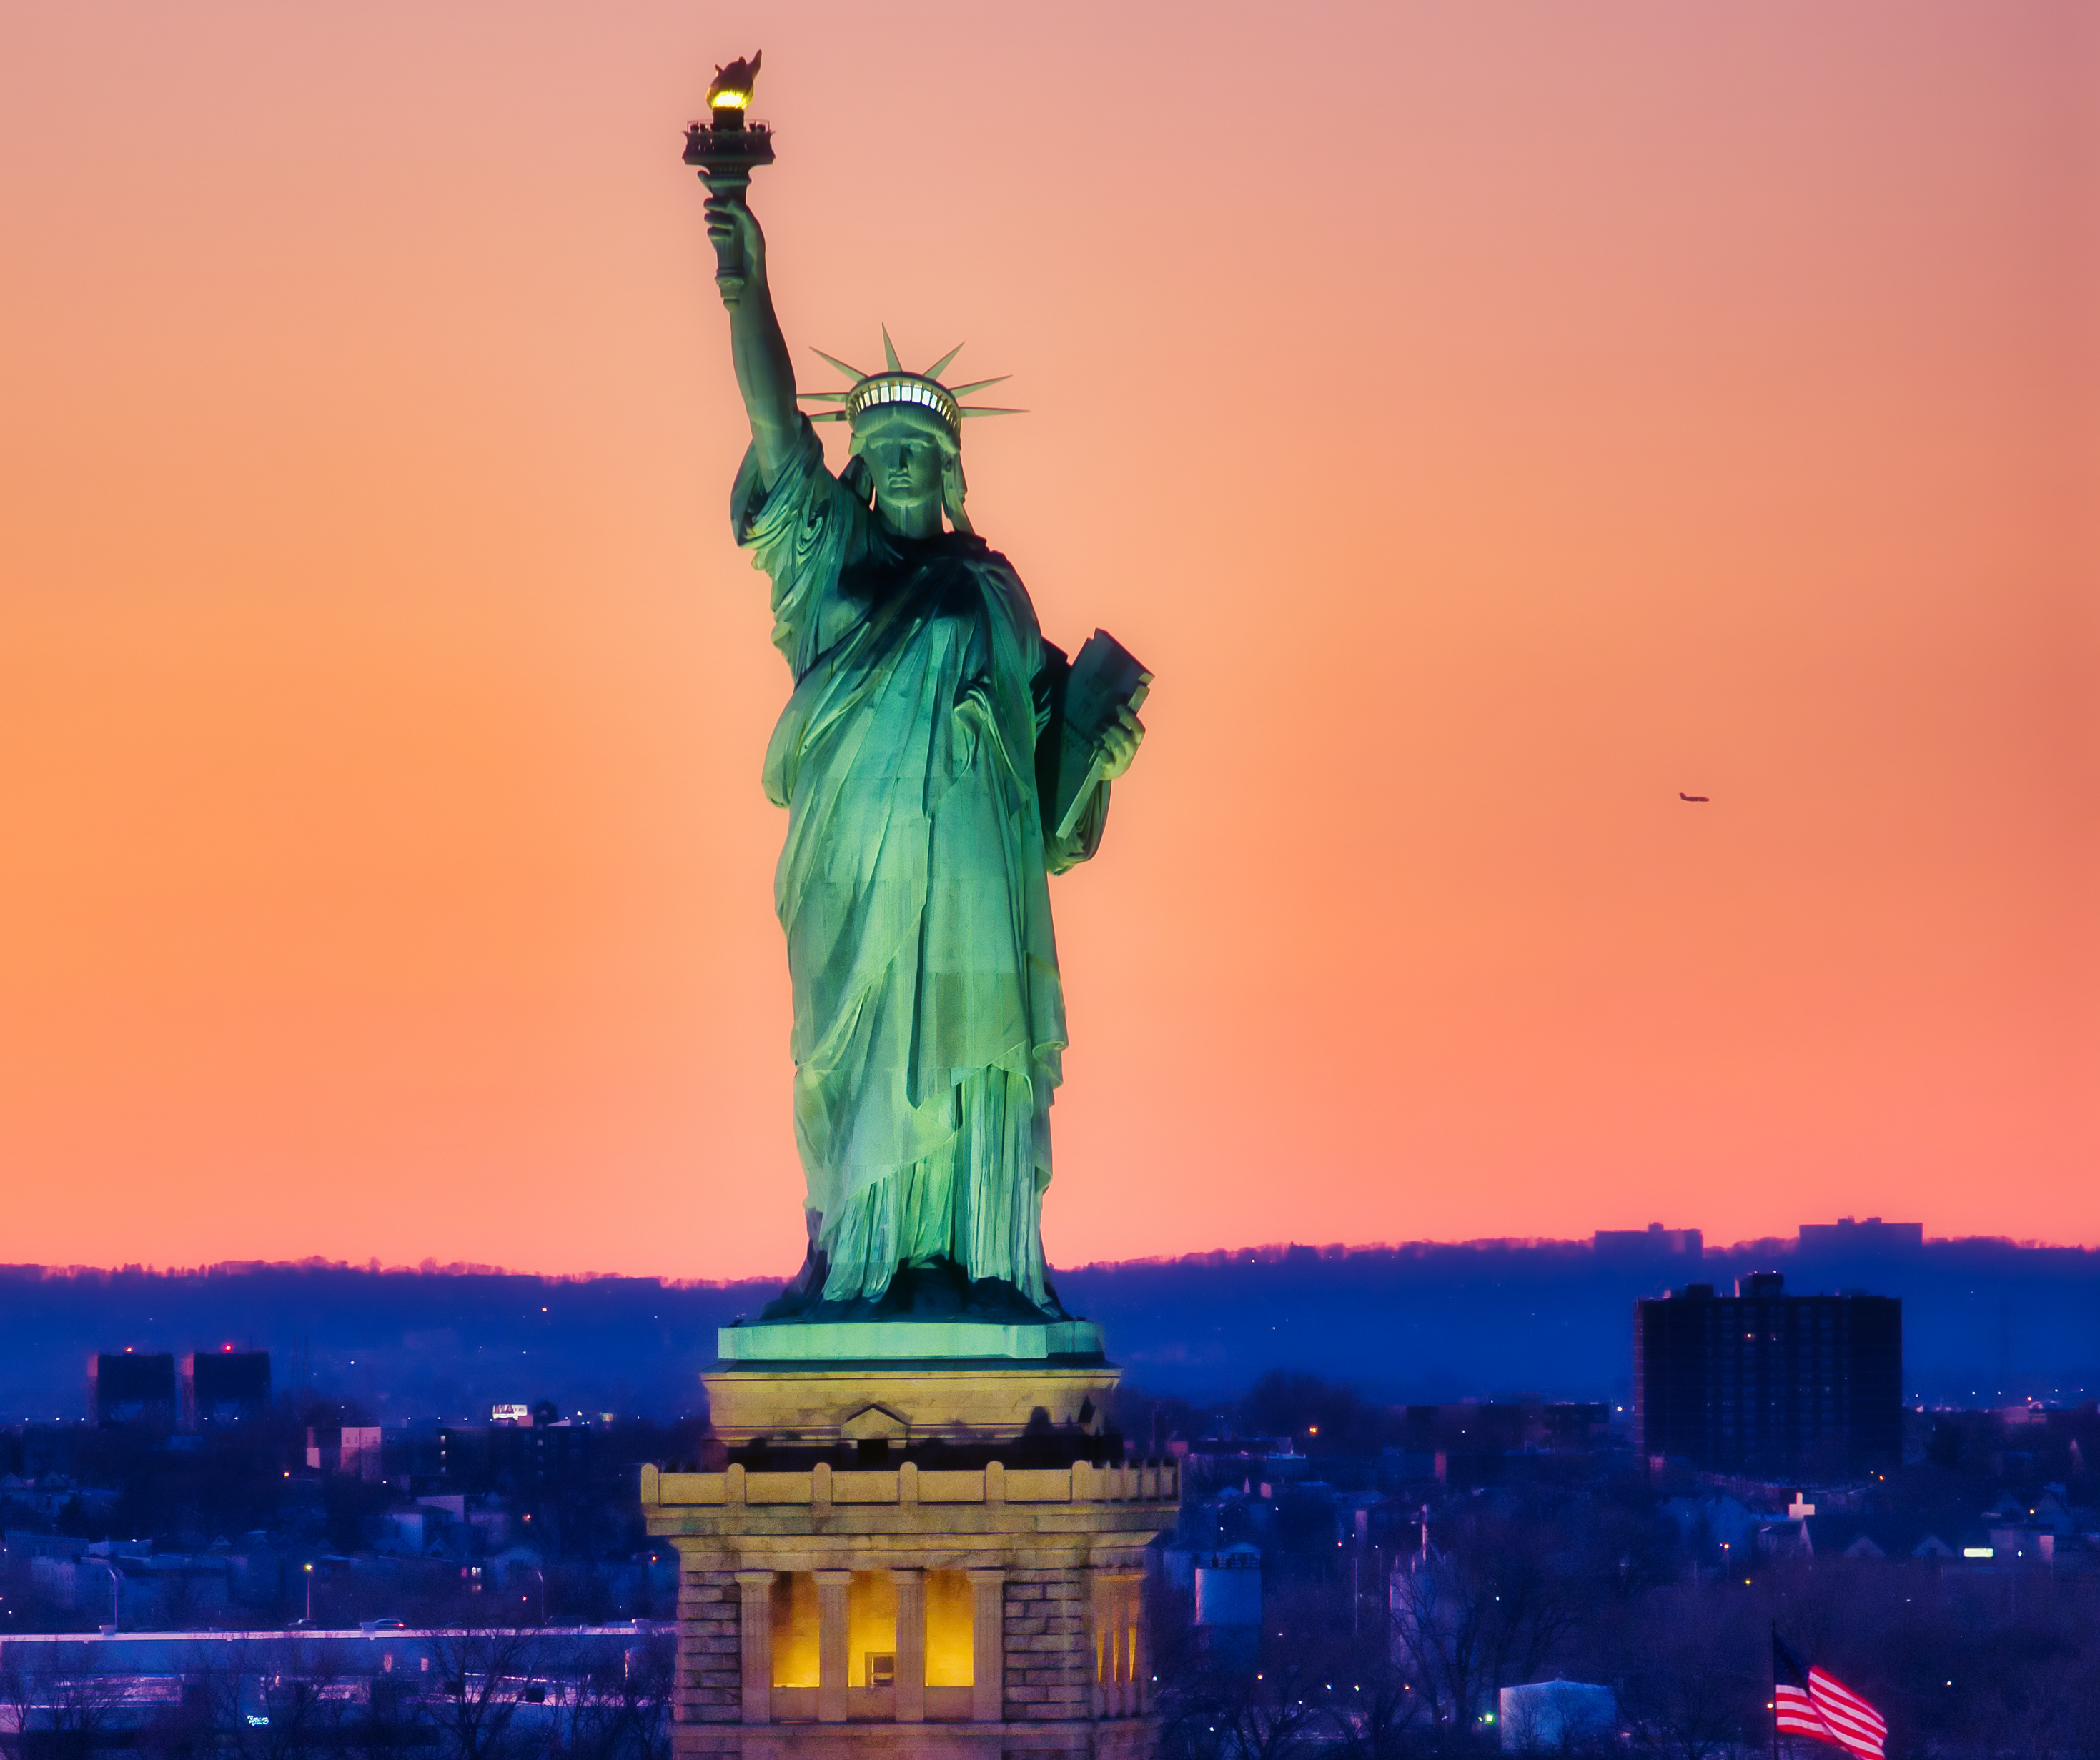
left=855, top=408, right=954, bottom=530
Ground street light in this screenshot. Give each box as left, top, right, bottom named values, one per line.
left=304, top=1562, right=314, bottom=1625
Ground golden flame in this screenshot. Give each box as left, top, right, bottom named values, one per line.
left=707, top=52, right=761, bottom=111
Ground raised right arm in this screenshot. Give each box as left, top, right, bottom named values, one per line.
left=705, top=194, right=799, bottom=487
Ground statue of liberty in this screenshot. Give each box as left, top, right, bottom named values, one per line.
left=701, top=180, right=1146, bottom=1323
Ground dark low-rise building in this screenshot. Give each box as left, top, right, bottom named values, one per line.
left=437, top=1411, right=593, bottom=1494
left=1595, top=1223, right=1703, bottom=1264
left=1633, top=1273, right=1901, bottom=1476
left=1796, top=1217, right=1924, bottom=1257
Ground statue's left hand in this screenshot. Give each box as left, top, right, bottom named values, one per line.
left=1097, top=704, right=1146, bottom=782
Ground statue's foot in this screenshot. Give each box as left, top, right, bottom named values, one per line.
left=756, top=1243, right=832, bottom=1319
left=961, top=1273, right=1068, bottom=1322
left=768, top=1256, right=1067, bottom=1323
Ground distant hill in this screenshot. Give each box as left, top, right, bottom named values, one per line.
left=0, top=1235, right=2091, bottom=1421
left=0, top=1261, right=766, bottom=1423
left=1056, top=1236, right=2100, bottom=1406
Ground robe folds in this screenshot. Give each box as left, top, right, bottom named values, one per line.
left=734, top=421, right=1104, bottom=1308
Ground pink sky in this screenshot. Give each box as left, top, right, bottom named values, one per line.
left=0, top=1, right=2093, bottom=1278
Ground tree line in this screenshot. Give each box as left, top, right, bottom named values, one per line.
left=0, top=1630, right=673, bottom=1760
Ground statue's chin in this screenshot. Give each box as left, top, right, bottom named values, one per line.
left=873, top=498, right=942, bottom=537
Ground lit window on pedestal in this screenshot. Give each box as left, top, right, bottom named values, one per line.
left=848, top=1571, right=896, bottom=1696
left=770, top=1573, right=818, bottom=1688
left=924, top=1570, right=974, bottom=1687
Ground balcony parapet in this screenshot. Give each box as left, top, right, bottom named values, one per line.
left=643, top=1458, right=1177, bottom=1513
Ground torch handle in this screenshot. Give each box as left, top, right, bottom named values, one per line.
left=701, top=169, right=760, bottom=307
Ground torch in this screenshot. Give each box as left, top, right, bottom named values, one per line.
left=683, top=52, right=773, bottom=303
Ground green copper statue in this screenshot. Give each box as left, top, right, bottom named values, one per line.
left=700, top=169, right=1146, bottom=1323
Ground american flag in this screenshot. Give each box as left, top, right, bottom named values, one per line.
left=1773, top=1631, right=1887, bottom=1760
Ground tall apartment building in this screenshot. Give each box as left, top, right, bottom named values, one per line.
left=184, top=1349, right=272, bottom=1425
left=91, top=1352, right=178, bottom=1426
left=1633, top=1273, right=1901, bottom=1476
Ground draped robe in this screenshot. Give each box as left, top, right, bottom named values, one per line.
left=735, top=421, right=1107, bottom=1308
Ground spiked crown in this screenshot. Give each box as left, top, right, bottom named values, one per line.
left=798, top=329, right=1024, bottom=438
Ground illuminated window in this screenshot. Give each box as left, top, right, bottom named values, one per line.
left=771, top=1573, right=818, bottom=1688
left=848, top=1571, right=896, bottom=1694
left=1096, top=1578, right=1140, bottom=1689
left=925, top=1571, right=974, bottom=1688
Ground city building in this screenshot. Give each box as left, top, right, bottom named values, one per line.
left=1190, top=1543, right=1262, bottom=1628
left=1593, top=1224, right=1703, bottom=1265
left=1392, top=1401, right=1613, bottom=1460
left=1633, top=1274, right=1901, bottom=1476
left=437, top=1413, right=592, bottom=1493
left=0, top=1626, right=672, bottom=1756
left=182, top=1349, right=271, bottom=1425
left=89, top=1353, right=177, bottom=1426
left=1498, top=1681, right=1617, bottom=1753
left=1796, top=1217, right=1924, bottom=1256
left=307, top=1425, right=385, bottom=1481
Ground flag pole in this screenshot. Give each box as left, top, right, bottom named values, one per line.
left=1770, top=1624, right=1781, bottom=1760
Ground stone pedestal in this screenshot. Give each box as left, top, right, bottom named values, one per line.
left=644, top=1336, right=1178, bottom=1759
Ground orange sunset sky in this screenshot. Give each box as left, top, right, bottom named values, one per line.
left=0, top=2, right=2094, bottom=1278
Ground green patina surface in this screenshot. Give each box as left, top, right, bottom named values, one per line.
left=697, top=134, right=1147, bottom=1321
left=715, top=1319, right=1107, bottom=1363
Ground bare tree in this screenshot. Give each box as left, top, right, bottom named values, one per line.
left=1388, top=1526, right=1581, bottom=1733
left=522, top=1634, right=671, bottom=1760
left=420, top=1629, right=545, bottom=1760
left=0, top=1649, right=125, bottom=1760
left=1601, top=1588, right=1760, bottom=1760
left=1314, top=1625, right=1430, bottom=1760
left=236, top=1638, right=362, bottom=1760
left=1162, top=1660, right=1330, bottom=1760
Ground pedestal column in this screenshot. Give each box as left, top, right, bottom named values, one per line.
left=1089, top=1569, right=1112, bottom=1718
left=814, top=1570, right=851, bottom=1723
left=733, top=1571, right=772, bottom=1724
left=967, top=1568, right=1004, bottom=1723
left=893, top=1567, right=926, bottom=1723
